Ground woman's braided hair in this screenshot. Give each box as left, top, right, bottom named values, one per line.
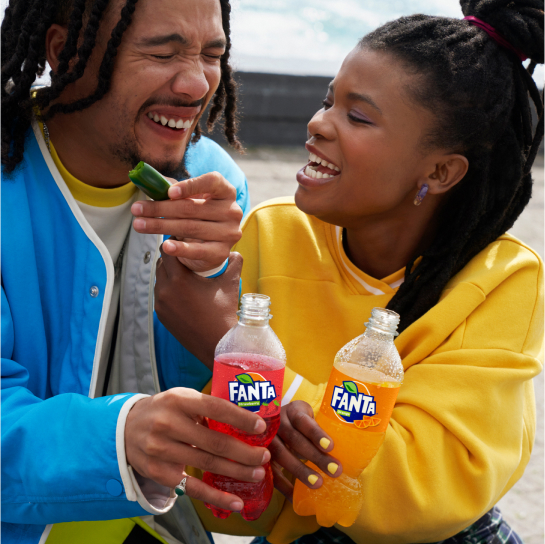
left=1, top=0, right=242, bottom=174
left=358, top=0, right=543, bottom=332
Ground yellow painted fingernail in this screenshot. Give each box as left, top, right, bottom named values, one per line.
left=319, top=437, right=330, bottom=449
left=308, top=474, right=319, bottom=485
left=328, top=462, right=339, bottom=475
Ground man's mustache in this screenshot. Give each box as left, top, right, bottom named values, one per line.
left=139, top=97, right=205, bottom=115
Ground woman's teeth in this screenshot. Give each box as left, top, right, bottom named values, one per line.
left=305, top=165, right=336, bottom=179
left=305, top=151, right=341, bottom=179
left=147, top=111, right=192, bottom=130
left=308, top=152, right=340, bottom=171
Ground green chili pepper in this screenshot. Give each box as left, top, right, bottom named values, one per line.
left=128, top=161, right=172, bottom=201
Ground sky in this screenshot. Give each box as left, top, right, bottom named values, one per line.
left=1, top=0, right=542, bottom=84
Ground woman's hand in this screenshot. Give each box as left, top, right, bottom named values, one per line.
left=270, top=400, right=343, bottom=501
left=154, top=248, right=242, bottom=370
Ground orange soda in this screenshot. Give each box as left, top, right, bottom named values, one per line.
left=293, top=308, right=404, bottom=527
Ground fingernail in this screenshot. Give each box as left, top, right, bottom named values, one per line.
left=319, top=437, right=331, bottom=450
left=168, top=185, right=182, bottom=198
left=254, top=419, right=266, bottom=434
left=230, top=500, right=243, bottom=511
left=308, top=474, right=318, bottom=485
left=327, top=462, right=338, bottom=475
left=262, top=450, right=271, bottom=464
left=131, top=203, right=143, bottom=215
left=163, top=240, right=176, bottom=252
left=133, top=218, right=145, bottom=230
left=253, top=467, right=265, bottom=480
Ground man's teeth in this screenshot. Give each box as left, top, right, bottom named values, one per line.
left=147, top=111, right=192, bottom=130
left=308, top=152, right=340, bottom=171
left=304, top=165, right=335, bottom=179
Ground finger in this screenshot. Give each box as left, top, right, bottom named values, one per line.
left=178, top=391, right=267, bottom=436
left=167, top=172, right=237, bottom=201
left=271, top=461, right=294, bottom=502
left=289, top=410, right=334, bottom=453
left=133, top=217, right=240, bottom=243
left=185, top=475, right=244, bottom=512
left=162, top=239, right=230, bottom=263
left=179, top=424, right=270, bottom=468
left=282, top=414, right=342, bottom=477
left=168, top=442, right=267, bottom=482
left=164, top=471, right=245, bottom=512
left=159, top=240, right=195, bottom=279
left=132, top=198, right=242, bottom=223
left=269, top=436, right=323, bottom=489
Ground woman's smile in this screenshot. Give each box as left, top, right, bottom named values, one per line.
left=297, top=144, right=342, bottom=187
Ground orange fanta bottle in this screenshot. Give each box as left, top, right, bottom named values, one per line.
left=293, top=308, right=404, bottom=527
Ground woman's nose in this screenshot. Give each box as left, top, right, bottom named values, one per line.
left=307, top=108, right=334, bottom=141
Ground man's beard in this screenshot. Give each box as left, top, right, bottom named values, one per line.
left=109, top=133, right=190, bottom=180
left=106, top=95, right=205, bottom=180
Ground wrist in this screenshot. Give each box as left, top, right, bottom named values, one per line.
left=193, top=258, right=229, bottom=278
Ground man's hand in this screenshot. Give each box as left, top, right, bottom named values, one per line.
left=125, top=388, right=270, bottom=513
left=154, top=249, right=242, bottom=370
left=131, top=171, right=243, bottom=273
left=270, top=401, right=343, bottom=501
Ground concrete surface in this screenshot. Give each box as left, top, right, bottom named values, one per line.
left=212, top=149, right=544, bottom=544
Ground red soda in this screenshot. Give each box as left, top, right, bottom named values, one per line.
left=203, top=294, right=286, bottom=520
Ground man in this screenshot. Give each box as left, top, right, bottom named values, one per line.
left=1, top=0, right=271, bottom=542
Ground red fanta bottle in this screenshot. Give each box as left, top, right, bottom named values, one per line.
left=203, top=294, right=286, bottom=521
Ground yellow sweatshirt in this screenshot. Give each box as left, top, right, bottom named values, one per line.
left=191, top=197, right=543, bottom=544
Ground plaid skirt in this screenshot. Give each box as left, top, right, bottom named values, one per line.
left=249, top=507, right=523, bottom=544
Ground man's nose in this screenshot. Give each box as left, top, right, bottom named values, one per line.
left=170, top=61, right=210, bottom=101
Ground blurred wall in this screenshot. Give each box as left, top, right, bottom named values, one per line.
left=206, top=71, right=543, bottom=150
left=206, top=72, right=330, bottom=148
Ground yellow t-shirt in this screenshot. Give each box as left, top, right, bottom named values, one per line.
left=191, top=197, right=543, bottom=544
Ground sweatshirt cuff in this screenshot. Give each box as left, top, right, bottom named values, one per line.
left=116, top=394, right=177, bottom=514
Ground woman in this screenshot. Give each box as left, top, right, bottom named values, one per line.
left=154, top=0, right=543, bottom=542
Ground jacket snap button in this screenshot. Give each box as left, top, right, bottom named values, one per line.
left=144, top=251, right=151, bottom=264
left=89, top=286, right=99, bottom=298
left=106, top=479, right=123, bottom=496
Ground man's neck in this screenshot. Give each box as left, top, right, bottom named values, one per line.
left=46, top=115, right=131, bottom=189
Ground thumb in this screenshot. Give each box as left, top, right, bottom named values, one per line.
left=223, top=252, right=244, bottom=281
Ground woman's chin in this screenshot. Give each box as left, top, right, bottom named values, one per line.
left=294, top=186, right=329, bottom=218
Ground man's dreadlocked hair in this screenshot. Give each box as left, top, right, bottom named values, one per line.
left=358, top=0, right=543, bottom=333
left=1, top=0, right=242, bottom=174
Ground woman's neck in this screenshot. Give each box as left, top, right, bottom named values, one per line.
left=343, top=196, right=441, bottom=279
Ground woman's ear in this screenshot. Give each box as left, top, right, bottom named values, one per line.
left=426, top=154, right=469, bottom=195
left=45, top=24, right=69, bottom=74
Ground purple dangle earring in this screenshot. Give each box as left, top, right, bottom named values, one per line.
left=413, top=184, right=428, bottom=206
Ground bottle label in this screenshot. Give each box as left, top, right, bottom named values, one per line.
left=320, top=367, right=400, bottom=433
left=212, top=359, right=285, bottom=417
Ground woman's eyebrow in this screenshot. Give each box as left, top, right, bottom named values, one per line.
left=327, top=83, right=382, bottom=115
left=346, top=92, right=383, bottom=115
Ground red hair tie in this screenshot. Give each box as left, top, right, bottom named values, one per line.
left=464, top=16, right=528, bottom=62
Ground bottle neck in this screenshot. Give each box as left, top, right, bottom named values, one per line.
left=364, top=307, right=400, bottom=337
left=362, top=326, right=395, bottom=341
left=237, top=315, right=271, bottom=327
left=237, top=293, right=272, bottom=326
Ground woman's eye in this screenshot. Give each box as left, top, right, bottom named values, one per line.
left=348, top=112, right=372, bottom=125
left=152, top=55, right=174, bottom=60
left=204, top=54, right=222, bottom=60
left=322, top=99, right=332, bottom=109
